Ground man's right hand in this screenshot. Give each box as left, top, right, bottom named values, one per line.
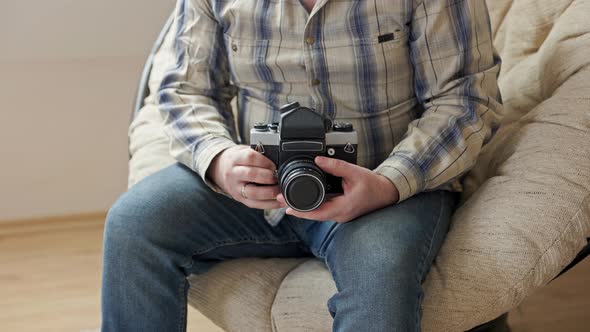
left=207, top=145, right=282, bottom=210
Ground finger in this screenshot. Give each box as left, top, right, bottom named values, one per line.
left=235, top=148, right=277, bottom=171
left=285, top=196, right=348, bottom=221
left=233, top=166, right=277, bottom=185
left=241, top=198, right=283, bottom=210
left=276, top=194, right=289, bottom=208
left=244, top=185, right=281, bottom=201
left=315, top=156, right=362, bottom=178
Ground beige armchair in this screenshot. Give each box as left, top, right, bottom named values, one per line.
left=128, top=0, right=590, bottom=330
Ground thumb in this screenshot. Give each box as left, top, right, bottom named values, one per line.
left=315, top=156, right=360, bottom=178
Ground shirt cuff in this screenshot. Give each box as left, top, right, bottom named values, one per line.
left=373, top=154, right=424, bottom=203
left=194, top=136, right=238, bottom=193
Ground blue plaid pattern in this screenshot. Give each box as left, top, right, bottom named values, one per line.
left=158, top=0, right=503, bottom=222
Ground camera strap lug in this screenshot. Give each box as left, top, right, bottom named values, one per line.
left=255, top=142, right=266, bottom=154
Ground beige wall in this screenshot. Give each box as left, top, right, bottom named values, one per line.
left=0, top=1, right=175, bottom=221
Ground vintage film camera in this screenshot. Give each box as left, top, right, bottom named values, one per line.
left=250, top=102, right=358, bottom=212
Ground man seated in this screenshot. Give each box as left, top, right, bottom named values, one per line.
left=101, top=0, right=503, bottom=331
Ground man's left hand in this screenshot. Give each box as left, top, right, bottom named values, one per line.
left=277, top=156, right=400, bottom=223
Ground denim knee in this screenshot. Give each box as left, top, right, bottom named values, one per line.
left=103, top=164, right=209, bottom=260
left=323, top=193, right=450, bottom=287
left=103, top=189, right=163, bottom=262
left=327, top=223, right=424, bottom=285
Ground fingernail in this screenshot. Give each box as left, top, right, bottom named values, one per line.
left=315, top=156, right=326, bottom=164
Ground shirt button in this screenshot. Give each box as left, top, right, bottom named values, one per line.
left=312, top=78, right=321, bottom=86
left=231, top=43, right=238, bottom=52
left=306, top=36, right=315, bottom=45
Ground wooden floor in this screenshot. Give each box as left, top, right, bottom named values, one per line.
left=0, top=215, right=588, bottom=332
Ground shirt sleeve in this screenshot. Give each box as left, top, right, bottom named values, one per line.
left=374, top=0, right=504, bottom=202
left=158, top=0, right=238, bottom=187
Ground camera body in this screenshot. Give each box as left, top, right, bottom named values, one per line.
left=250, top=102, right=358, bottom=212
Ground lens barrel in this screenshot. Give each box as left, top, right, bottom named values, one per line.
left=279, top=159, right=326, bottom=212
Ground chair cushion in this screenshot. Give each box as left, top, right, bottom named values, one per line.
left=422, top=69, right=590, bottom=331
left=271, top=259, right=335, bottom=332
left=128, top=103, right=176, bottom=188
left=128, top=0, right=590, bottom=331
left=187, top=258, right=307, bottom=332
left=127, top=16, right=178, bottom=188
left=487, top=0, right=583, bottom=123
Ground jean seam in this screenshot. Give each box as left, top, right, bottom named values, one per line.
left=321, top=223, right=345, bottom=318
left=419, top=192, right=446, bottom=277
left=316, top=223, right=342, bottom=260
left=182, top=238, right=302, bottom=270
left=413, top=191, right=446, bottom=332
left=178, top=277, right=188, bottom=332
left=323, top=253, right=340, bottom=318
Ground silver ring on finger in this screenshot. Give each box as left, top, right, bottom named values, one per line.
left=240, top=183, right=250, bottom=199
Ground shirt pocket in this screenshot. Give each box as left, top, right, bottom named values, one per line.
left=224, top=34, right=270, bottom=85
left=325, top=30, right=411, bottom=87
left=369, top=30, right=412, bottom=84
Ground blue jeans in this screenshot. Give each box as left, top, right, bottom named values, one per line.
left=101, top=163, right=457, bottom=331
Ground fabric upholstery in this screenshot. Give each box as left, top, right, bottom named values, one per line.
left=187, top=258, right=307, bottom=332
left=423, top=66, right=590, bottom=330
left=487, top=0, right=585, bottom=123
left=271, top=259, right=335, bottom=332
left=127, top=17, right=178, bottom=188
left=127, top=0, right=590, bottom=331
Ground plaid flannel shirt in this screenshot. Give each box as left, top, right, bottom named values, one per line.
left=158, top=0, right=503, bottom=225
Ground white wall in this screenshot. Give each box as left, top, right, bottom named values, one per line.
left=0, top=1, right=175, bottom=221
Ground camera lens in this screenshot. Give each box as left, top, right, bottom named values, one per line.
left=279, top=159, right=326, bottom=212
